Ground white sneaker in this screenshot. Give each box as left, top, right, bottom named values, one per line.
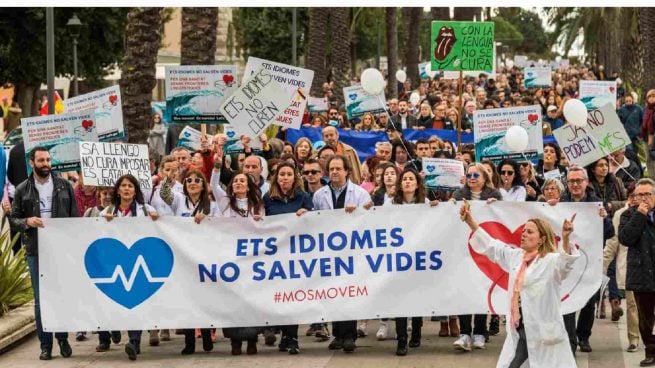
left=376, top=322, right=388, bottom=340
left=357, top=321, right=368, bottom=337
left=472, top=334, right=486, bottom=349
left=453, top=334, right=472, bottom=351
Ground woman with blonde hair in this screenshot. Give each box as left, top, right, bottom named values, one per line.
left=354, top=113, right=380, bottom=132
left=294, top=137, right=313, bottom=169
left=460, top=204, right=578, bottom=367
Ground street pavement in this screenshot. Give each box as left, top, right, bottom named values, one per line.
left=0, top=310, right=646, bottom=368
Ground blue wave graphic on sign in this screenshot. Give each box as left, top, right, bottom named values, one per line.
left=84, top=237, right=174, bottom=309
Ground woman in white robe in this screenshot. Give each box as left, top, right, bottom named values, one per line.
left=460, top=202, right=578, bottom=368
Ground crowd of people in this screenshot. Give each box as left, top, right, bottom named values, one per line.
left=3, top=62, right=655, bottom=367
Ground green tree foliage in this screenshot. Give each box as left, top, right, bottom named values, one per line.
left=0, top=8, right=129, bottom=87
left=496, top=8, right=549, bottom=55
left=233, top=8, right=308, bottom=65
left=491, top=16, right=524, bottom=49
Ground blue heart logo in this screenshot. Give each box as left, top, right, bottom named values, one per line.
left=84, top=237, right=174, bottom=309
left=349, top=93, right=358, bottom=101
left=527, top=72, right=533, bottom=77
left=426, top=165, right=436, bottom=172
left=227, top=131, right=235, bottom=138
left=183, top=132, right=191, bottom=138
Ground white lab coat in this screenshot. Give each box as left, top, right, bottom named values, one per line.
left=312, top=180, right=372, bottom=210
left=470, top=228, right=579, bottom=368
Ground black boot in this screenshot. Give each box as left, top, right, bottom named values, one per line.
left=278, top=335, right=289, bottom=352
left=58, top=339, right=72, bottom=358
left=396, top=338, right=408, bottom=356
left=39, top=347, right=52, bottom=360
left=409, top=328, right=421, bottom=348
left=201, top=329, right=213, bottom=352
left=181, top=329, right=195, bottom=355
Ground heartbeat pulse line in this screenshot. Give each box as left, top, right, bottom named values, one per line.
left=91, top=256, right=167, bottom=292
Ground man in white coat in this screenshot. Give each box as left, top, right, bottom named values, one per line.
left=313, top=155, right=372, bottom=353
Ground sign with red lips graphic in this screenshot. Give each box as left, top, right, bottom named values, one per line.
left=431, top=21, right=495, bottom=72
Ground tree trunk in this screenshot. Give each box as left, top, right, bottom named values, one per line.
left=330, top=7, right=351, bottom=108
left=14, top=84, right=38, bottom=118
left=119, top=8, right=162, bottom=145
left=639, top=8, right=655, bottom=98
left=454, top=7, right=481, bottom=21
left=386, top=7, right=398, bottom=98
left=620, top=8, right=643, bottom=92
left=431, top=7, right=450, bottom=21
left=181, top=7, right=218, bottom=65
left=403, top=8, right=421, bottom=89
left=308, top=7, right=329, bottom=97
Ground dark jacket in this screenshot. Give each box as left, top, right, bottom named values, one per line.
left=388, top=113, right=417, bottom=130
left=614, top=158, right=641, bottom=187
left=560, top=190, right=614, bottom=241
left=452, top=186, right=503, bottom=201
left=618, top=104, right=643, bottom=140
left=7, top=141, right=27, bottom=188
left=9, top=174, right=79, bottom=256
left=619, top=208, right=655, bottom=291
left=263, top=189, right=313, bottom=216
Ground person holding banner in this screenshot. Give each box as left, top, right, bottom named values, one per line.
left=371, top=162, right=399, bottom=207
left=263, top=162, right=313, bottom=354
left=9, top=147, right=78, bottom=361
left=147, top=156, right=182, bottom=217
left=459, top=201, right=579, bottom=368
left=452, top=163, right=502, bottom=351
left=98, top=174, right=159, bottom=361
left=384, top=168, right=437, bottom=355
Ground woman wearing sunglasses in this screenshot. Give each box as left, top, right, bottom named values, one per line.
left=452, top=163, right=502, bottom=352
left=263, top=162, right=313, bottom=354
left=498, top=159, right=527, bottom=202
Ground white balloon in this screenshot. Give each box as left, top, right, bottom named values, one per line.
left=395, top=70, right=407, bottom=83
left=505, top=126, right=529, bottom=152
left=563, top=99, right=588, bottom=127
left=409, top=92, right=420, bottom=106
left=505, top=59, right=515, bottom=69
left=360, top=68, right=385, bottom=95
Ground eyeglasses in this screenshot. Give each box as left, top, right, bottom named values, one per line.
left=519, top=162, right=530, bottom=167
left=500, top=170, right=514, bottom=176
left=635, top=193, right=654, bottom=199
left=568, top=179, right=585, bottom=185
left=466, top=172, right=481, bottom=179
left=303, top=170, right=321, bottom=175
left=185, top=177, right=203, bottom=184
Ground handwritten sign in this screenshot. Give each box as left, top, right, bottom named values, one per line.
left=579, top=80, right=618, bottom=110
left=473, top=105, right=544, bottom=163
left=63, top=85, right=124, bottom=141
left=242, top=57, right=314, bottom=130
left=79, top=142, right=151, bottom=189
left=524, top=67, right=552, bottom=89
left=22, top=111, right=98, bottom=173
left=343, top=85, right=386, bottom=120
left=423, top=158, right=465, bottom=191
left=553, top=103, right=630, bottom=168
left=219, top=67, right=292, bottom=138
left=165, top=65, right=237, bottom=123
left=431, top=21, right=494, bottom=72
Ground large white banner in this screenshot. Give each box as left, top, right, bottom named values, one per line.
left=243, top=57, right=314, bottom=130
left=39, top=202, right=603, bottom=331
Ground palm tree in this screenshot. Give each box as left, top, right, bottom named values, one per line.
left=330, top=7, right=351, bottom=107
left=181, top=7, right=218, bottom=65
left=640, top=8, right=655, bottom=96
left=402, top=8, right=422, bottom=89
left=386, top=7, right=398, bottom=98
left=307, top=7, right=329, bottom=97
left=431, top=7, right=450, bottom=21
left=119, top=8, right=162, bottom=145
left=620, top=9, right=642, bottom=93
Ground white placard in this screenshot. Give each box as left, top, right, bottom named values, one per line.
left=64, top=85, right=124, bottom=141
left=579, top=80, right=618, bottom=110
left=423, top=158, right=465, bottom=191
left=80, top=142, right=151, bottom=189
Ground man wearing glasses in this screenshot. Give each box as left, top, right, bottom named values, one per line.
left=619, top=178, right=655, bottom=367
left=302, top=158, right=326, bottom=197
left=560, top=166, right=612, bottom=355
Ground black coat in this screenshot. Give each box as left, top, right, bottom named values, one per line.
left=619, top=208, right=655, bottom=292
left=9, top=175, right=78, bottom=256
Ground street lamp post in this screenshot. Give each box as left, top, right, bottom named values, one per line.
left=67, top=14, right=82, bottom=97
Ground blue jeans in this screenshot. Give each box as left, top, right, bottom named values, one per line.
left=26, top=256, right=68, bottom=350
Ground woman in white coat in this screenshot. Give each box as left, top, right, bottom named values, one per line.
left=459, top=202, right=578, bottom=368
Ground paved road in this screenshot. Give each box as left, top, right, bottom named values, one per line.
left=0, top=312, right=645, bottom=368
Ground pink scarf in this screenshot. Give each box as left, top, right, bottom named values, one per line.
left=511, top=250, right=538, bottom=329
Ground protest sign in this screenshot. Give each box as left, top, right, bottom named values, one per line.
left=176, top=125, right=204, bottom=151
left=222, top=124, right=263, bottom=154
left=579, top=80, right=618, bottom=110
left=165, top=65, right=237, bottom=124
left=63, top=85, right=124, bottom=141
left=431, top=21, right=494, bottom=72
left=39, top=202, right=601, bottom=331
left=243, top=57, right=314, bottom=130
left=343, top=85, right=386, bottom=120
left=553, top=103, right=630, bottom=168
left=474, top=105, right=544, bottom=163
left=524, top=67, right=552, bottom=89
left=423, top=158, right=465, bottom=191
left=79, top=142, right=151, bottom=189
left=514, top=55, right=528, bottom=68
left=307, top=97, right=328, bottom=113
left=418, top=62, right=438, bottom=80
left=21, top=111, right=98, bottom=173
left=559, top=59, right=570, bottom=69
left=219, top=67, right=292, bottom=138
